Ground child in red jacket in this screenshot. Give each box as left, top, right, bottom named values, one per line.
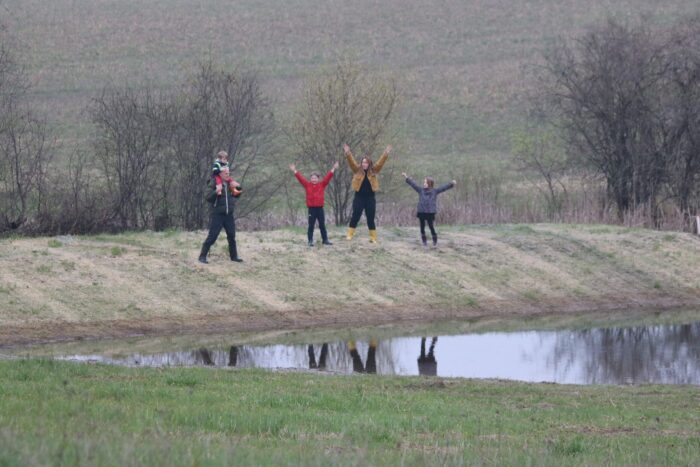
left=290, top=161, right=339, bottom=246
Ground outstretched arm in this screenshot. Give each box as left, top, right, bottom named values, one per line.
left=321, top=169, right=334, bottom=187
left=343, top=144, right=359, bottom=172
left=402, top=172, right=421, bottom=193
left=373, top=145, right=392, bottom=173
left=291, top=164, right=309, bottom=186
left=435, top=180, right=456, bottom=194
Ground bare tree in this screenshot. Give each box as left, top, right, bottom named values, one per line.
left=91, top=87, right=168, bottom=230
left=287, top=59, right=398, bottom=225
left=171, top=60, right=279, bottom=229
left=0, top=32, right=54, bottom=233
left=512, top=127, right=569, bottom=216
left=665, top=18, right=700, bottom=219
left=535, top=19, right=669, bottom=220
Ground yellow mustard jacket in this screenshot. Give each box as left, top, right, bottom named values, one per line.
left=346, top=150, right=390, bottom=192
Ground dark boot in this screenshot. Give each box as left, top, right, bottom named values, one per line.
left=432, top=234, right=438, bottom=246
left=198, top=245, right=209, bottom=264
left=421, top=234, right=428, bottom=247
left=229, top=242, right=243, bottom=262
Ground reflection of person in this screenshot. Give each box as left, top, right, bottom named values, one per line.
left=290, top=162, right=339, bottom=246
left=417, top=337, right=437, bottom=376
left=343, top=143, right=392, bottom=243
left=197, top=348, right=215, bottom=366
left=199, top=166, right=243, bottom=264
left=228, top=346, right=239, bottom=367
left=308, top=343, right=329, bottom=370
left=402, top=173, right=455, bottom=246
left=348, top=339, right=377, bottom=374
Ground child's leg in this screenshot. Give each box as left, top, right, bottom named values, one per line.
left=427, top=218, right=438, bottom=244
left=419, top=218, right=427, bottom=245
left=307, top=208, right=317, bottom=243
left=215, top=175, right=223, bottom=194
left=317, top=208, right=329, bottom=242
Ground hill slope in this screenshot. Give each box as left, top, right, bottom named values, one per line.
left=4, top=0, right=699, bottom=159
left=1, top=224, right=699, bottom=345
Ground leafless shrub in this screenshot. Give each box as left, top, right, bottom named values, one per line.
left=532, top=16, right=700, bottom=230
left=0, top=34, right=55, bottom=233
left=287, top=58, right=398, bottom=225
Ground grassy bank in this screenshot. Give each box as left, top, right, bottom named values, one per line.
left=1, top=224, right=699, bottom=345
left=1, top=359, right=699, bottom=465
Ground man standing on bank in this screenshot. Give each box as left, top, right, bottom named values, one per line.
left=343, top=143, right=393, bottom=243
left=199, top=166, right=243, bottom=264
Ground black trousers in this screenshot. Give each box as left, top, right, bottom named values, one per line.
left=349, top=195, right=376, bottom=230
left=419, top=218, right=436, bottom=237
left=418, top=212, right=437, bottom=238
left=308, top=207, right=328, bottom=242
left=201, top=212, right=238, bottom=259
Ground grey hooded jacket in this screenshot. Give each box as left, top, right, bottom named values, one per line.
left=405, top=177, right=454, bottom=214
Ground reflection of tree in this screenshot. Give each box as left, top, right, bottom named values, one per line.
left=348, top=339, right=377, bottom=374
left=550, top=323, right=700, bottom=384
left=417, top=337, right=438, bottom=376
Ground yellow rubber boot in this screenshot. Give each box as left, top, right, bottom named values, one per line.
left=369, top=229, right=378, bottom=243
left=346, top=227, right=356, bottom=240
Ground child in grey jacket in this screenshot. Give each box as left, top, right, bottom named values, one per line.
left=402, top=172, right=456, bottom=246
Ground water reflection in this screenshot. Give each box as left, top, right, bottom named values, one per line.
left=418, top=337, right=438, bottom=376
left=56, top=322, right=700, bottom=385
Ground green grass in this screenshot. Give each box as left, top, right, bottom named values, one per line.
left=1, top=360, right=699, bottom=465
left=47, top=239, right=63, bottom=248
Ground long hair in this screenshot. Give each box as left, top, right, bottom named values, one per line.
left=425, top=177, right=434, bottom=188
left=360, top=156, right=374, bottom=171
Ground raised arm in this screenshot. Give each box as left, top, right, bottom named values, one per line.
left=290, top=164, right=309, bottom=187
left=373, top=145, right=392, bottom=173
left=343, top=144, right=359, bottom=172
left=403, top=173, right=421, bottom=193
left=321, top=170, right=334, bottom=187
left=435, top=180, right=456, bottom=194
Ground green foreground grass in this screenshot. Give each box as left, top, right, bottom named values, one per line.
left=1, top=359, right=699, bottom=466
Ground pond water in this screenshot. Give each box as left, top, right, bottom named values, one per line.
left=47, top=320, right=700, bottom=385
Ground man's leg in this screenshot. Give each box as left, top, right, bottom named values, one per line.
left=199, top=213, right=223, bottom=262
left=222, top=214, right=241, bottom=261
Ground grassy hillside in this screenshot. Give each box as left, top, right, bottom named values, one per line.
left=1, top=224, right=699, bottom=345
left=4, top=0, right=699, bottom=161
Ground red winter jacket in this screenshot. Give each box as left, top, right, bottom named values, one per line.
left=295, top=170, right=333, bottom=207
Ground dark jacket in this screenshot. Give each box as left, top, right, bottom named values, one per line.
left=406, top=178, right=454, bottom=214
left=205, top=180, right=238, bottom=215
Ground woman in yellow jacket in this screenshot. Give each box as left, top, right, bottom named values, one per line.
left=343, top=143, right=392, bottom=243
